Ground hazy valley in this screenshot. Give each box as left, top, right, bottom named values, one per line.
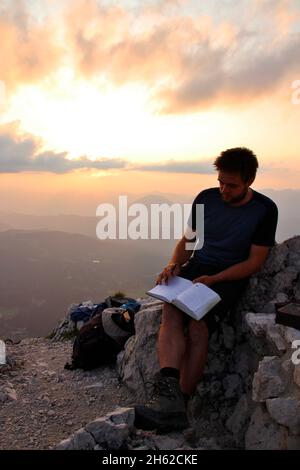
left=0, top=189, right=299, bottom=339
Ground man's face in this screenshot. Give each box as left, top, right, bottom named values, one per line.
left=218, top=171, right=252, bottom=204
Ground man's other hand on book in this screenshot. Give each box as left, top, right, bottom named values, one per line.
left=156, top=262, right=181, bottom=285
left=193, top=275, right=216, bottom=287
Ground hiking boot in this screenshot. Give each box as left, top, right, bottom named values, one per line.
left=134, top=374, right=189, bottom=433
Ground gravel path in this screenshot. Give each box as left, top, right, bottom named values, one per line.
left=0, top=338, right=135, bottom=450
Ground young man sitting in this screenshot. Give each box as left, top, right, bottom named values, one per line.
left=135, top=147, right=278, bottom=432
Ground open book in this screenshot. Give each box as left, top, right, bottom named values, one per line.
left=147, top=276, right=221, bottom=321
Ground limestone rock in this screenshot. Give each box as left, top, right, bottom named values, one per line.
left=117, top=305, right=161, bottom=401
left=109, top=407, right=135, bottom=428
left=272, top=268, right=298, bottom=293
left=287, top=435, right=300, bottom=450
left=261, top=301, right=277, bottom=314
left=91, top=407, right=133, bottom=447
left=294, top=365, right=300, bottom=388
left=238, top=238, right=300, bottom=313
left=222, top=324, right=235, bottom=350
left=262, top=243, right=289, bottom=275
left=205, top=357, right=225, bottom=375
left=276, top=292, right=289, bottom=303
left=70, top=428, right=96, bottom=450
left=279, top=326, right=300, bottom=344
left=266, top=325, right=286, bottom=355
left=245, top=313, right=276, bottom=337
left=286, top=237, right=300, bottom=269
left=0, top=385, right=17, bottom=402
left=233, top=344, right=254, bottom=379
left=85, top=418, right=129, bottom=450
left=281, top=359, right=294, bottom=377
left=245, top=405, right=288, bottom=450
left=252, top=356, right=286, bottom=402
left=151, top=434, right=186, bottom=450
left=295, top=279, right=300, bottom=301
left=266, top=397, right=300, bottom=435
left=55, top=438, right=74, bottom=450
left=226, top=394, right=253, bottom=446
left=49, top=304, right=78, bottom=341
left=209, top=330, right=222, bottom=352
left=222, top=374, right=242, bottom=399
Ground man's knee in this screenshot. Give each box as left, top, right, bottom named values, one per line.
left=188, top=319, right=209, bottom=344
left=161, top=302, right=185, bottom=329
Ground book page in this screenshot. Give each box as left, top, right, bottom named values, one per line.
left=147, top=276, right=192, bottom=303
left=174, top=282, right=221, bottom=320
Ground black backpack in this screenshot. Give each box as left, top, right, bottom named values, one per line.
left=64, top=299, right=140, bottom=371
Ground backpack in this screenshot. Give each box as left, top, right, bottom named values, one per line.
left=64, top=300, right=140, bottom=371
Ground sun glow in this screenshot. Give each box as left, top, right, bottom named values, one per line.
left=3, top=67, right=299, bottom=180
left=3, top=67, right=232, bottom=165
left=5, top=72, right=156, bottom=160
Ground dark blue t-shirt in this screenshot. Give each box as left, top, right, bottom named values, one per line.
left=187, top=188, right=278, bottom=268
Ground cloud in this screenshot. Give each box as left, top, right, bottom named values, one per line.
left=2, top=0, right=300, bottom=113
left=132, top=159, right=214, bottom=174
left=64, top=0, right=179, bottom=83
left=260, top=162, right=298, bottom=175
left=0, top=124, right=127, bottom=173
left=64, top=1, right=222, bottom=87
left=0, top=0, right=64, bottom=93
left=131, top=156, right=300, bottom=176
left=0, top=123, right=216, bottom=175
left=157, top=35, right=300, bottom=113
left=64, top=0, right=300, bottom=113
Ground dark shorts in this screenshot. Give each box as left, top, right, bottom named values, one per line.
left=179, top=257, right=249, bottom=336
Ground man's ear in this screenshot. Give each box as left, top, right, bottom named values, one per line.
left=247, top=177, right=254, bottom=186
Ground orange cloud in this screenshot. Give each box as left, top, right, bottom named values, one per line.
left=63, top=0, right=300, bottom=113
left=64, top=0, right=131, bottom=77
left=64, top=0, right=224, bottom=83
left=156, top=38, right=300, bottom=113
left=1, top=0, right=300, bottom=114
left=0, top=4, right=63, bottom=93
left=253, top=0, right=300, bottom=39
left=0, top=122, right=127, bottom=173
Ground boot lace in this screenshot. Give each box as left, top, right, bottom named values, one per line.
left=145, top=377, right=178, bottom=404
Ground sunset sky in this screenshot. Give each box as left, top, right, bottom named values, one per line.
left=0, top=0, right=300, bottom=214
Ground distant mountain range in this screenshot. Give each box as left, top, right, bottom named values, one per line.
left=0, top=189, right=299, bottom=242
left=0, top=229, right=174, bottom=339
left=0, top=190, right=299, bottom=338
left=0, top=194, right=182, bottom=239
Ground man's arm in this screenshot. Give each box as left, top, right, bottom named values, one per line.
left=169, top=235, right=194, bottom=267
left=156, top=235, right=194, bottom=284
left=194, top=244, right=270, bottom=286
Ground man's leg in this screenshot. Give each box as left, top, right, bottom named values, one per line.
left=158, top=302, right=186, bottom=370
left=180, top=319, right=209, bottom=396
left=134, top=302, right=188, bottom=432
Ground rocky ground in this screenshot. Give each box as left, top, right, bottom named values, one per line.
left=2, top=237, right=299, bottom=450
left=0, top=337, right=228, bottom=451
left=0, top=338, right=135, bottom=450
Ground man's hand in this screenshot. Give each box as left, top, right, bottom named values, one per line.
left=193, top=275, right=216, bottom=287
left=156, top=263, right=181, bottom=285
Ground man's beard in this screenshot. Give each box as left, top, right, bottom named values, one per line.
left=221, top=187, right=249, bottom=204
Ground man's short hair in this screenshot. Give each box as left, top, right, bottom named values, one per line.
left=214, top=147, right=258, bottom=183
